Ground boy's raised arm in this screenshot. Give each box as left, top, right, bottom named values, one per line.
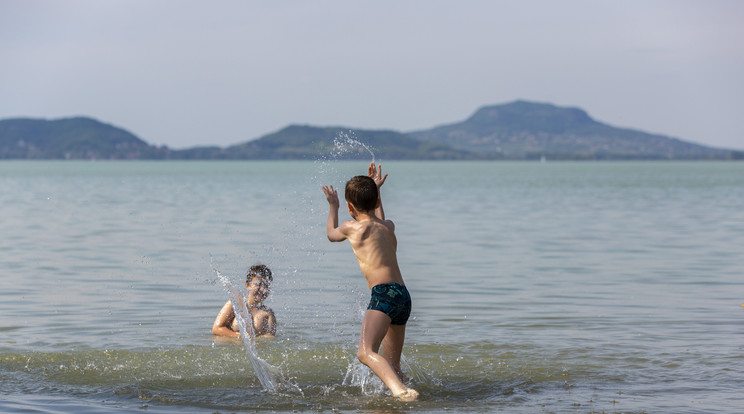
left=322, top=185, right=347, bottom=242
left=368, top=163, right=388, bottom=220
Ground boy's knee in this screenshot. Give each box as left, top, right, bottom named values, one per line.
left=356, top=349, right=369, bottom=364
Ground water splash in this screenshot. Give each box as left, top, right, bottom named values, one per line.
left=331, top=131, right=376, bottom=163
left=342, top=360, right=386, bottom=396
left=312, top=130, right=377, bottom=192
left=341, top=350, right=433, bottom=397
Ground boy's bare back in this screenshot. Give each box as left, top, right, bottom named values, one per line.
left=339, top=216, right=404, bottom=289
left=323, top=162, right=404, bottom=288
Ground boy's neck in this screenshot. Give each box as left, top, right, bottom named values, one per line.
left=352, top=210, right=377, bottom=222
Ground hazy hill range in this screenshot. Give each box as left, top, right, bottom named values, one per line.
left=1, top=101, right=739, bottom=160
left=0, top=117, right=169, bottom=159
left=0, top=119, right=472, bottom=160
left=409, top=101, right=734, bottom=160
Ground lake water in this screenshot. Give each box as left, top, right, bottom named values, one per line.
left=1, top=159, right=742, bottom=413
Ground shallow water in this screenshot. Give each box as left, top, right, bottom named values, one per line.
left=1, top=160, right=743, bottom=413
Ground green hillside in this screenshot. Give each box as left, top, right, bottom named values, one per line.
left=220, top=125, right=476, bottom=160
left=0, top=117, right=168, bottom=159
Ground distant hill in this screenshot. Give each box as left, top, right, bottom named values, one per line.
left=1, top=102, right=740, bottom=160
left=0, top=117, right=169, bottom=159
left=176, top=125, right=476, bottom=160
left=409, top=101, right=733, bottom=160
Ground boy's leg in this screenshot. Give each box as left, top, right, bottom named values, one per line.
left=380, top=323, right=406, bottom=378
left=358, top=310, right=417, bottom=400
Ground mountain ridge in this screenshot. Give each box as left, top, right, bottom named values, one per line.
left=1, top=101, right=740, bottom=160
left=408, top=101, right=733, bottom=160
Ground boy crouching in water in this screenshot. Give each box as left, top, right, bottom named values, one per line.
left=212, top=264, right=276, bottom=338
left=322, top=163, right=419, bottom=402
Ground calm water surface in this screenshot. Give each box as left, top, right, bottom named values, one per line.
left=1, top=161, right=743, bottom=413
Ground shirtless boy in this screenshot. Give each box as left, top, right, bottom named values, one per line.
left=322, top=163, right=419, bottom=402
left=212, top=264, right=276, bottom=338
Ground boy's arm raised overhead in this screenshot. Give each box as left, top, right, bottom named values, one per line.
left=367, top=163, right=388, bottom=220
left=322, top=185, right=348, bottom=242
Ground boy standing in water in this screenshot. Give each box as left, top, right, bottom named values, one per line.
left=322, top=163, right=419, bottom=402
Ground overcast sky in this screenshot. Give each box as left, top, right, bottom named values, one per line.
left=1, top=0, right=742, bottom=150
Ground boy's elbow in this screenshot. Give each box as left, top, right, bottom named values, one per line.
left=326, top=230, right=343, bottom=242
left=327, top=232, right=346, bottom=242
left=212, top=320, right=227, bottom=336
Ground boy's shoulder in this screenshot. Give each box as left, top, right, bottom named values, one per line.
left=359, top=217, right=396, bottom=232
left=340, top=218, right=395, bottom=233
left=337, top=219, right=359, bottom=235
left=381, top=218, right=395, bottom=232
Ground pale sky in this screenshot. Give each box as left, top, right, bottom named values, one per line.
left=1, top=0, right=742, bottom=150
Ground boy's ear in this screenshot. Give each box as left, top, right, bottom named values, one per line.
left=346, top=201, right=355, bottom=214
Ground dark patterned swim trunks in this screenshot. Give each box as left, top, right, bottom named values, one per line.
left=367, top=283, right=412, bottom=325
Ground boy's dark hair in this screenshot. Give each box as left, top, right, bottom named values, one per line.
left=345, top=175, right=378, bottom=212
left=247, top=264, right=272, bottom=284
